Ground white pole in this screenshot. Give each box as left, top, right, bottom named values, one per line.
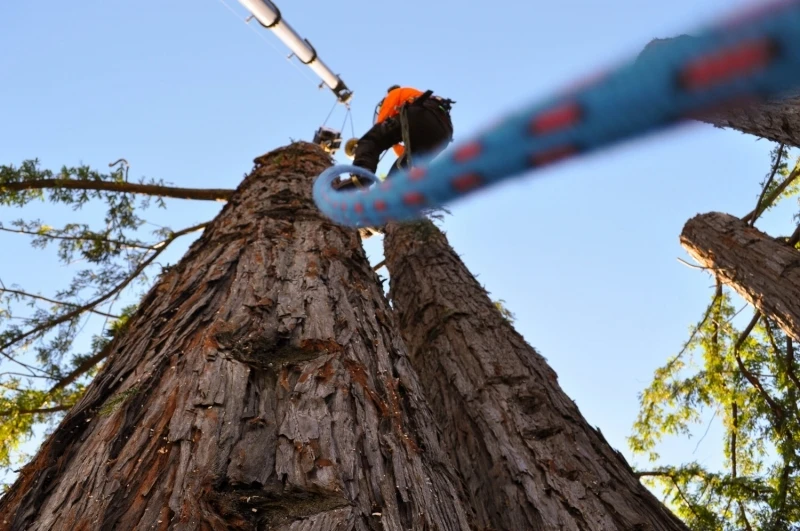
left=237, top=0, right=353, bottom=103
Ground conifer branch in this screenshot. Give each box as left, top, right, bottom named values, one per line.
left=0, top=179, right=233, bottom=202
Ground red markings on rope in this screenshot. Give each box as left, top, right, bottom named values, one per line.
left=453, top=142, right=482, bottom=163
left=530, top=145, right=578, bottom=167
left=680, top=38, right=775, bottom=90
left=452, top=173, right=482, bottom=192
left=354, top=203, right=364, bottom=214
left=403, top=191, right=426, bottom=206
left=531, top=103, right=582, bottom=134
left=409, top=167, right=426, bottom=180
left=374, top=199, right=387, bottom=212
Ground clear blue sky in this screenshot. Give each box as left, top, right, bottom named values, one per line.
left=2, top=0, right=796, bottom=488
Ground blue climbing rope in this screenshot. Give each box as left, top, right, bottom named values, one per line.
left=313, top=0, right=800, bottom=228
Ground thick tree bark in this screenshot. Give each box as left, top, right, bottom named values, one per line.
left=680, top=211, right=800, bottom=343
left=382, top=220, right=689, bottom=531
left=0, top=142, right=473, bottom=531
left=693, top=94, right=800, bottom=148
left=638, top=36, right=800, bottom=148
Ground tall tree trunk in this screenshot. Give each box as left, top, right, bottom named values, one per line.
left=382, top=219, right=689, bottom=531
left=638, top=36, right=800, bottom=147
left=0, top=143, right=474, bottom=531
left=693, top=95, right=800, bottom=148
left=681, top=211, right=800, bottom=342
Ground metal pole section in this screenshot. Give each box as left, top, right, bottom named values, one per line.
left=237, top=0, right=353, bottom=103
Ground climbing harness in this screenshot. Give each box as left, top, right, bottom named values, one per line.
left=313, top=0, right=800, bottom=228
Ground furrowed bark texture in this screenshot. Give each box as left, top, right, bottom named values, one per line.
left=383, top=219, right=689, bottom=531
left=696, top=95, right=800, bottom=148
left=639, top=36, right=800, bottom=147
left=681, top=211, right=800, bottom=342
left=0, top=142, right=473, bottom=531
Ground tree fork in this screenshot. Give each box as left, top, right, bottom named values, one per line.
left=382, top=219, right=690, bottom=531
left=680, top=211, right=800, bottom=343
left=0, top=142, right=473, bottom=531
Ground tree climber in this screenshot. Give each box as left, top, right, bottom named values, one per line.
left=335, top=85, right=455, bottom=191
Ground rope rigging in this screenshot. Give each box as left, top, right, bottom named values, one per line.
left=312, top=0, right=800, bottom=228
left=218, top=0, right=355, bottom=155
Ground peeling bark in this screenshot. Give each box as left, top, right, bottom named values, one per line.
left=681, top=211, right=800, bottom=342
left=638, top=35, right=800, bottom=147
left=383, top=219, right=689, bottom=531
left=0, top=143, right=473, bottom=531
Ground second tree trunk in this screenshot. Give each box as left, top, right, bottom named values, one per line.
left=383, top=219, right=689, bottom=530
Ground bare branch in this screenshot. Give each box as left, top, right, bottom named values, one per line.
left=749, top=143, right=786, bottom=226
left=741, top=164, right=800, bottom=224
left=0, top=222, right=208, bottom=361
left=731, top=402, right=752, bottom=531
left=676, top=257, right=713, bottom=271
left=48, top=343, right=113, bottom=394
left=0, top=287, right=119, bottom=319
left=664, top=285, right=724, bottom=374
left=739, top=503, right=754, bottom=531
left=733, top=312, right=785, bottom=424
left=0, top=179, right=233, bottom=202
left=0, top=404, right=72, bottom=418
left=0, top=372, right=53, bottom=380
left=0, top=349, right=55, bottom=379
left=763, top=316, right=800, bottom=392
left=0, top=226, right=153, bottom=251
left=731, top=401, right=738, bottom=480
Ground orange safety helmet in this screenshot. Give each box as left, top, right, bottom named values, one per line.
left=373, top=85, right=424, bottom=157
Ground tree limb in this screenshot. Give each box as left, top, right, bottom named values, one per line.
left=763, top=317, right=800, bottom=393
left=48, top=342, right=113, bottom=394
left=0, top=226, right=153, bottom=251
left=666, top=285, right=724, bottom=374
left=0, top=349, right=55, bottom=379
left=0, top=179, right=233, bottom=202
left=748, top=143, right=786, bottom=226
left=0, top=372, right=53, bottom=380
left=741, top=164, right=800, bottom=224
left=0, top=404, right=72, bottom=418
left=731, top=401, right=738, bottom=481
left=0, top=288, right=120, bottom=319
left=733, top=312, right=785, bottom=425
left=0, top=222, right=208, bottom=362
left=739, top=503, right=754, bottom=531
